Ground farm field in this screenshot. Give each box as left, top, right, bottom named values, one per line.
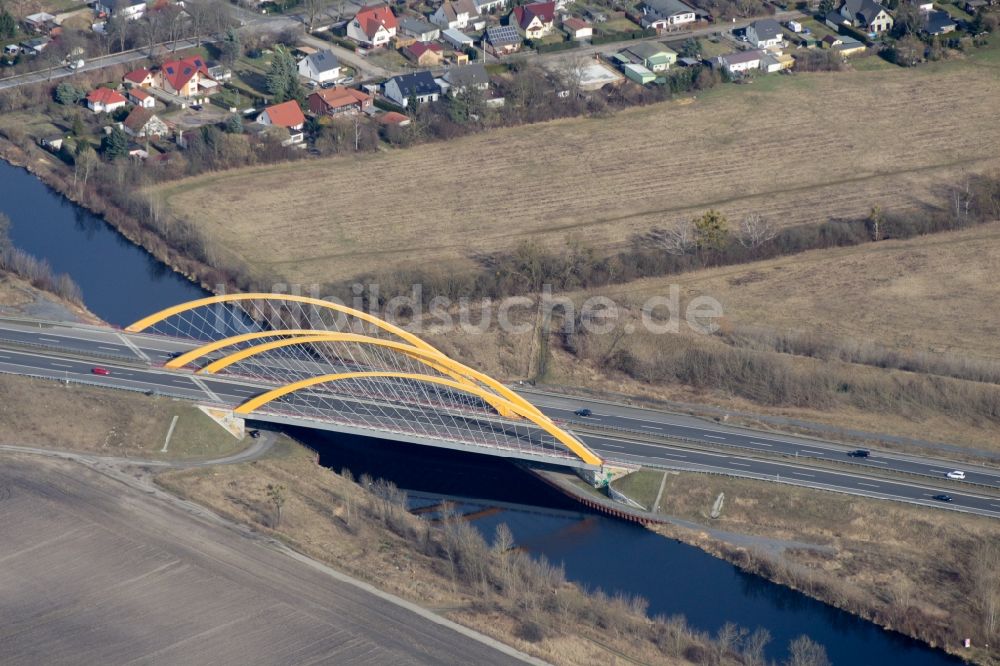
left=155, top=48, right=1000, bottom=286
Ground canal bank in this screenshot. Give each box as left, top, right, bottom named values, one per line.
left=0, top=155, right=972, bottom=664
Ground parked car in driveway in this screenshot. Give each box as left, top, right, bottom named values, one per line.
left=946, top=470, right=966, bottom=480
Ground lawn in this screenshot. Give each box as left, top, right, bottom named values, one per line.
left=155, top=51, right=1000, bottom=287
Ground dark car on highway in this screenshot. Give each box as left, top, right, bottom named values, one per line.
left=574, top=408, right=592, bottom=417
left=848, top=449, right=870, bottom=458
left=932, top=494, right=953, bottom=502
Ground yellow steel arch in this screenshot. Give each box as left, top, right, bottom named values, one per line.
left=235, top=371, right=603, bottom=467
left=190, top=332, right=542, bottom=420
left=126, top=293, right=439, bottom=354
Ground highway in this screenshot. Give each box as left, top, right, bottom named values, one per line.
left=1, top=317, right=999, bottom=518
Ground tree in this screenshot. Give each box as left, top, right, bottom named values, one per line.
left=266, top=483, right=286, bottom=527
left=266, top=45, right=302, bottom=103
left=0, top=9, right=16, bottom=39
left=653, top=222, right=695, bottom=255
left=55, top=82, right=86, bottom=105
left=447, top=85, right=485, bottom=124
left=100, top=126, right=128, bottom=161
left=818, top=0, right=835, bottom=16
left=303, top=0, right=329, bottom=32
left=693, top=209, right=730, bottom=251
left=866, top=204, right=885, bottom=241
left=891, top=35, right=925, bottom=66
left=737, top=212, right=776, bottom=249
left=71, top=113, right=85, bottom=137
left=680, top=37, right=701, bottom=58
left=220, top=26, right=241, bottom=66
left=225, top=114, right=244, bottom=134
left=785, top=636, right=830, bottom=666
left=73, top=145, right=98, bottom=190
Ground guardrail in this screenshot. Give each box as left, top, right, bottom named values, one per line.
left=0, top=334, right=141, bottom=364
left=565, top=418, right=1000, bottom=493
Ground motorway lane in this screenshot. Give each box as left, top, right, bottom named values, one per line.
left=2, top=344, right=1000, bottom=518
left=3, top=318, right=1000, bottom=490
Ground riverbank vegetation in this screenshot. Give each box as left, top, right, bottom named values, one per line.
left=0, top=213, right=83, bottom=305
left=609, top=470, right=1000, bottom=664
left=158, top=436, right=834, bottom=665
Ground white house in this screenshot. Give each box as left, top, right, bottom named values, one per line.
left=442, top=27, right=474, bottom=49
left=746, top=18, right=783, bottom=48
left=297, top=50, right=341, bottom=84
left=97, top=0, right=147, bottom=21
left=431, top=0, right=479, bottom=30
left=127, top=87, right=155, bottom=108
left=383, top=71, right=441, bottom=107
left=85, top=87, right=128, bottom=113
left=122, top=108, right=169, bottom=138
left=347, top=4, right=398, bottom=47
left=256, top=100, right=306, bottom=144
left=715, top=49, right=763, bottom=75
left=398, top=16, right=441, bottom=41
left=638, top=0, right=696, bottom=29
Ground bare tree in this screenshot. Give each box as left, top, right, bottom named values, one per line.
left=952, top=177, right=972, bottom=224
left=652, top=222, right=695, bottom=255
left=785, top=635, right=830, bottom=666
left=302, top=0, right=329, bottom=32
left=972, top=541, right=1000, bottom=640
left=737, top=211, right=776, bottom=249
left=73, top=146, right=98, bottom=191
left=265, top=483, right=286, bottom=527
left=742, top=627, right=771, bottom=666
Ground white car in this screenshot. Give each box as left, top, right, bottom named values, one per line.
left=946, top=470, right=966, bottom=480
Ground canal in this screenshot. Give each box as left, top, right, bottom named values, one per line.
left=0, top=159, right=961, bottom=664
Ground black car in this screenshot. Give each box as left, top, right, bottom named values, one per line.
left=574, top=408, right=593, bottom=417
left=249, top=429, right=261, bottom=439
left=848, top=449, right=870, bottom=458
left=190, top=104, right=203, bottom=111
left=932, top=494, right=953, bottom=502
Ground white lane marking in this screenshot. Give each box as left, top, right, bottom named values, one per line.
left=38, top=337, right=60, bottom=343
left=657, top=452, right=687, bottom=459
left=929, top=469, right=947, bottom=474
left=729, top=461, right=751, bottom=467
left=801, top=450, right=825, bottom=455
left=751, top=441, right=772, bottom=447
left=230, top=388, right=256, bottom=394
left=116, top=333, right=150, bottom=361
left=98, top=345, right=121, bottom=352
left=161, top=415, right=179, bottom=453
left=50, top=362, right=73, bottom=368
left=858, top=482, right=880, bottom=489
left=793, top=472, right=815, bottom=478
left=705, top=435, right=726, bottom=440
left=992, top=504, right=1000, bottom=509
left=0, top=354, right=8, bottom=359
left=641, top=425, right=663, bottom=430
left=601, top=444, right=625, bottom=449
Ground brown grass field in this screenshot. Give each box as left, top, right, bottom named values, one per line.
left=156, top=49, right=1000, bottom=285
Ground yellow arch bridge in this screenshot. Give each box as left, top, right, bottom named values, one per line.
left=127, top=294, right=603, bottom=469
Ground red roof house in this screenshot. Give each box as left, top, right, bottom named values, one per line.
left=257, top=100, right=306, bottom=130
left=123, top=67, right=154, bottom=87
left=307, top=87, right=374, bottom=116
left=157, top=56, right=213, bottom=97
left=347, top=4, right=398, bottom=47
left=86, top=87, right=128, bottom=113
left=402, top=41, right=443, bottom=66
left=512, top=2, right=556, bottom=38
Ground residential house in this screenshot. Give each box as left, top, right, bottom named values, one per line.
left=123, top=67, right=155, bottom=88
left=208, top=65, right=232, bottom=82
left=714, top=49, right=763, bottom=75
left=97, top=0, right=147, bottom=21
left=157, top=56, right=215, bottom=98
left=379, top=111, right=412, bottom=127
left=383, top=71, right=441, bottom=107
left=86, top=87, right=128, bottom=113
left=431, top=0, right=479, bottom=30
left=297, top=50, right=341, bottom=83
left=19, top=37, right=51, bottom=56
left=398, top=16, right=441, bottom=41
left=308, top=86, right=373, bottom=115
left=485, top=24, right=522, bottom=56
left=563, top=17, right=593, bottom=39
left=402, top=41, right=444, bottom=66
left=476, top=0, right=509, bottom=12
left=348, top=4, right=398, bottom=47
left=442, top=28, right=475, bottom=49
left=621, top=42, right=678, bottom=71
left=442, top=62, right=490, bottom=95
left=821, top=33, right=867, bottom=54
left=638, top=0, right=697, bottom=30
left=128, top=87, right=155, bottom=108
left=923, top=9, right=957, bottom=34
left=965, top=0, right=988, bottom=13
left=511, top=2, right=556, bottom=39
left=256, top=100, right=306, bottom=144
left=122, top=108, right=168, bottom=138
left=746, top=18, right=783, bottom=48
left=838, top=0, right=893, bottom=35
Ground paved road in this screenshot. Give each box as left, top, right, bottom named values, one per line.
left=0, top=317, right=998, bottom=518
left=0, top=452, right=538, bottom=665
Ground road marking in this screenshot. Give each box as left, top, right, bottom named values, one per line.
left=161, top=415, right=179, bottom=453
left=929, top=469, right=947, bottom=474
left=750, top=441, right=772, bottom=447
left=729, top=461, right=751, bottom=467
left=658, top=452, right=687, bottom=459
left=641, top=425, right=663, bottom=430
left=50, top=362, right=72, bottom=368
left=793, top=472, right=815, bottom=478
left=858, top=482, right=880, bottom=489
left=0, top=354, right=9, bottom=359
left=190, top=376, right=221, bottom=403
left=98, top=345, right=121, bottom=352
left=992, top=504, right=1000, bottom=509
left=38, top=337, right=60, bottom=343
left=601, top=444, right=625, bottom=449
left=705, top=435, right=726, bottom=440
left=801, top=450, right=825, bottom=455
